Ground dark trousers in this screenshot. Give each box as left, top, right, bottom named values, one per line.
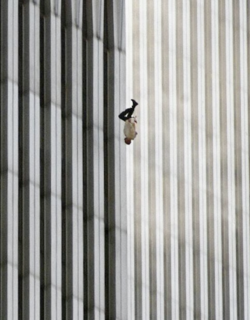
left=118, top=107, right=135, bottom=122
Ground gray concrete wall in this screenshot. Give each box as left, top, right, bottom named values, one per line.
left=0, top=0, right=126, bottom=319
left=126, top=0, right=250, bottom=319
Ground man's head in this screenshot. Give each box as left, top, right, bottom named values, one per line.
left=124, top=137, right=132, bottom=145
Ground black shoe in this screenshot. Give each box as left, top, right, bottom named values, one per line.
left=131, top=99, right=138, bottom=107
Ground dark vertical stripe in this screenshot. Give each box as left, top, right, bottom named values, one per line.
left=162, top=0, right=172, bottom=318
left=103, top=1, right=127, bottom=318
left=83, top=1, right=105, bottom=318
left=219, top=1, right=230, bottom=318
left=82, top=23, right=88, bottom=320
left=233, top=2, right=243, bottom=319
left=147, top=0, right=155, bottom=317
left=18, top=2, right=24, bottom=319
left=204, top=1, right=214, bottom=319
left=0, top=2, right=7, bottom=319
left=18, top=2, right=41, bottom=319
left=103, top=2, right=111, bottom=318
left=83, top=3, right=94, bottom=317
left=61, top=2, right=67, bottom=319
left=176, top=0, right=186, bottom=318
left=39, top=3, right=45, bottom=319
left=1, top=2, right=19, bottom=318
left=147, top=0, right=157, bottom=318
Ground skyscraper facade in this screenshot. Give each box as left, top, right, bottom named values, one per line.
left=1, top=0, right=250, bottom=320
left=126, top=0, right=250, bottom=319
left=1, top=0, right=126, bottom=319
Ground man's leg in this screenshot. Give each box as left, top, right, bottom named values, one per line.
left=118, top=107, right=134, bottom=121
left=118, top=99, right=138, bottom=121
left=131, top=99, right=138, bottom=108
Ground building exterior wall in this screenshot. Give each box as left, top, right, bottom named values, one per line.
left=126, top=0, right=250, bottom=319
left=1, top=0, right=250, bottom=320
left=0, top=0, right=126, bottom=319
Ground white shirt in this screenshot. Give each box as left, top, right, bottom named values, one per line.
left=124, top=118, right=137, bottom=140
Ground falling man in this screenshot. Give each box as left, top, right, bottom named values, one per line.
left=118, top=99, right=139, bottom=145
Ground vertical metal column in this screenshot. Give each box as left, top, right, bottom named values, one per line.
left=0, top=1, right=19, bottom=319
left=234, top=1, right=250, bottom=319
left=168, top=0, right=180, bottom=318
left=104, top=0, right=127, bottom=319
left=161, top=0, right=172, bottom=318
left=190, top=0, right=209, bottom=318
left=83, top=0, right=105, bottom=318
left=62, top=0, right=84, bottom=319
left=132, top=1, right=142, bottom=319
left=126, top=0, right=136, bottom=318
left=207, top=0, right=223, bottom=318
left=153, top=0, right=165, bottom=319
left=40, top=1, right=62, bottom=319
left=139, top=1, right=150, bottom=320
left=219, top=0, right=238, bottom=318
left=19, top=1, right=41, bottom=319
left=131, top=0, right=151, bottom=319
left=177, top=0, right=194, bottom=319
left=147, top=0, right=157, bottom=318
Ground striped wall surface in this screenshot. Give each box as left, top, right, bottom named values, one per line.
left=0, top=0, right=126, bottom=319
left=126, top=0, right=250, bottom=319
left=1, top=0, right=250, bottom=319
